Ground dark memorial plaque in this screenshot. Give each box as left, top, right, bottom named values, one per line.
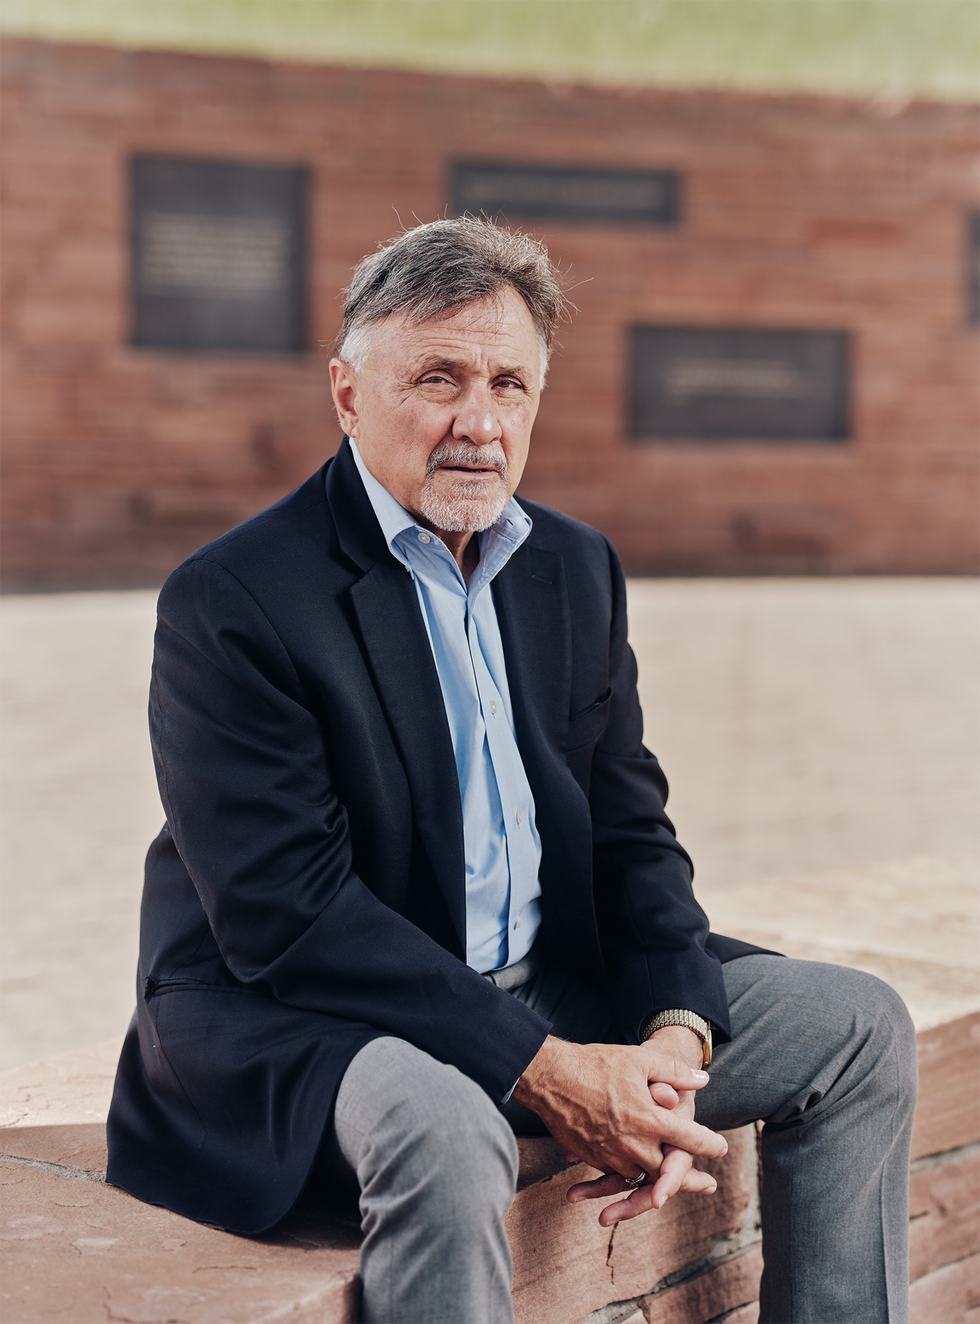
left=131, top=156, right=307, bottom=353
left=451, top=162, right=679, bottom=227
left=629, top=326, right=850, bottom=442
left=969, top=211, right=980, bottom=324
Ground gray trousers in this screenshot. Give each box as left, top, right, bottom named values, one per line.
left=325, top=955, right=918, bottom=1324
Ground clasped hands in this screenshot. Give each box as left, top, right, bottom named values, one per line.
left=511, top=1027, right=726, bottom=1227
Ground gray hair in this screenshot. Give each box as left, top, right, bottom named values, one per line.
left=335, top=218, right=567, bottom=378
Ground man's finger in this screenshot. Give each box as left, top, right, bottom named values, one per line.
left=641, top=1052, right=710, bottom=1093
left=647, top=1146, right=708, bottom=1210
left=596, top=1162, right=718, bottom=1226
left=653, top=1111, right=728, bottom=1159
left=617, top=1144, right=692, bottom=1217
left=649, top=1082, right=680, bottom=1109
left=566, top=1146, right=718, bottom=1208
left=561, top=1108, right=725, bottom=1185
left=672, top=1165, right=718, bottom=1199
left=567, top=1166, right=661, bottom=1203
left=598, top=1182, right=657, bottom=1225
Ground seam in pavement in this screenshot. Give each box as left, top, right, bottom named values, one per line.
left=0, top=1152, right=106, bottom=1183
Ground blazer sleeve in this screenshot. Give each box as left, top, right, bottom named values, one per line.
left=587, top=540, right=733, bottom=1042
left=150, top=555, right=550, bottom=1101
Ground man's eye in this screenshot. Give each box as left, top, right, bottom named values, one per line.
left=419, top=374, right=453, bottom=386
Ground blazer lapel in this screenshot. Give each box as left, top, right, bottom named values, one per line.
left=493, top=542, right=571, bottom=786
left=328, top=444, right=467, bottom=956
left=494, top=535, right=603, bottom=971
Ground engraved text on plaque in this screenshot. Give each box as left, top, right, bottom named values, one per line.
left=452, top=162, right=679, bottom=227
left=629, top=326, right=850, bottom=442
left=131, top=156, right=307, bottom=353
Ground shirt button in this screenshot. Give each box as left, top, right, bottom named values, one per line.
left=516, top=809, right=522, bottom=825
left=514, top=917, right=521, bottom=930
left=490, top=700, right=497, bottom=716
left=417, top=531, right=431, bottom=544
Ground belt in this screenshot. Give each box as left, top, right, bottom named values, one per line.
left=481, top=941, right=541, bottom=992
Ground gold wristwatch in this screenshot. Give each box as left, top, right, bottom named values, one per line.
left=640, top=1009, right=713, bottom=1068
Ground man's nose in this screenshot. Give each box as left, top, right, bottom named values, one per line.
left=451, top=382, right=502, bottom=445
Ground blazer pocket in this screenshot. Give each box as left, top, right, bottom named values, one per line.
left=566, top=688, right=612, bottom=751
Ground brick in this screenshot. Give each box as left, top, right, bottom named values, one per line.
left=14, top=297, right=123, bottom=348
left=639, top=1247, right=763, bottom=1324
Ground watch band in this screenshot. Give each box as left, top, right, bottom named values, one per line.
left=640, top=1009, right=713, bottom=1068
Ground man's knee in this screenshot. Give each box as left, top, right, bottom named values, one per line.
left=847, top=967, right=918, bottom=1111
left=716, top=955, right=918, bottom=1122
left=336, top=1036, right=519, bottom=1217
left=727, top=955, right=914, bottom=1049
left=800, top=962, right=916, bottom=1084
left=858, top=968, right=917, bottom=1045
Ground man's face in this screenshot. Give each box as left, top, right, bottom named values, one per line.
left=330, top=287, right=543, bottom=536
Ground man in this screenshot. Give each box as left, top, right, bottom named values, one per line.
left=108, top=218, right=917, bottom=1324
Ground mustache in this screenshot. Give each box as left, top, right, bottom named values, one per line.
left=426, top=442, right=508, bottom=481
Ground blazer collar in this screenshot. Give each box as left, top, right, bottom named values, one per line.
left=325, top=437, right=392, bottom=573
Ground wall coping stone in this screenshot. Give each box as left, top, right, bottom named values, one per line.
left=0, top=1039, right=757, bottom=1324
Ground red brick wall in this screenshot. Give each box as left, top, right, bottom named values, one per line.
left=2, top=37, right=977, bottom=585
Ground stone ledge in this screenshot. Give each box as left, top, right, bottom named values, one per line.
left=0, top=1164, right=362, bottom=1324
left=638, top=1246, right=763, bottom=1323
left=699, top=856, right=980, bottom=1036
left=912, top=1014, right=980, bottom=1160
left=909, top=1254, right=980, bottom=1324
left=909, top=1142, right=980, bottom=1284
left=0, top=1039, right=756, bottom=1324
left=509, top=1129, right=753, bottom=1324
left=700, top=855, right=980, bottom=1170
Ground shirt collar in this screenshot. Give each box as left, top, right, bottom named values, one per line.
left=349, top=437, right=418, bottom=549
left=348, top=438, right=532, bottom=588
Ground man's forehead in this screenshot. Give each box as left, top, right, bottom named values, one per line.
left=386, top=291, right=539, bottom=361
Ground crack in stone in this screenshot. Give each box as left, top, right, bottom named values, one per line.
left=582, top=1127, right=770, bottom=1324
left=0, top=1154, right=105, bottom=1184
left=605, top=1221, right=617, bottom=1282
left=192, top=1264, right=259, bottom=1273
left=0, top=1112, right=32, bottom=1128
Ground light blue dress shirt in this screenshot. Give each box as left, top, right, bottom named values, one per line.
left=350, top=442, right=543, bottom=972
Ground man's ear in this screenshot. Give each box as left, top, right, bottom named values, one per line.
left=329, top=358, right=360, bottom=439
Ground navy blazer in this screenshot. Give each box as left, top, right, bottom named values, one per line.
left=106, top=441, right=758, bottom=1234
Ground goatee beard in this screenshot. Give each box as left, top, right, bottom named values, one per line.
left=418, top=442, right=510, bottom=533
